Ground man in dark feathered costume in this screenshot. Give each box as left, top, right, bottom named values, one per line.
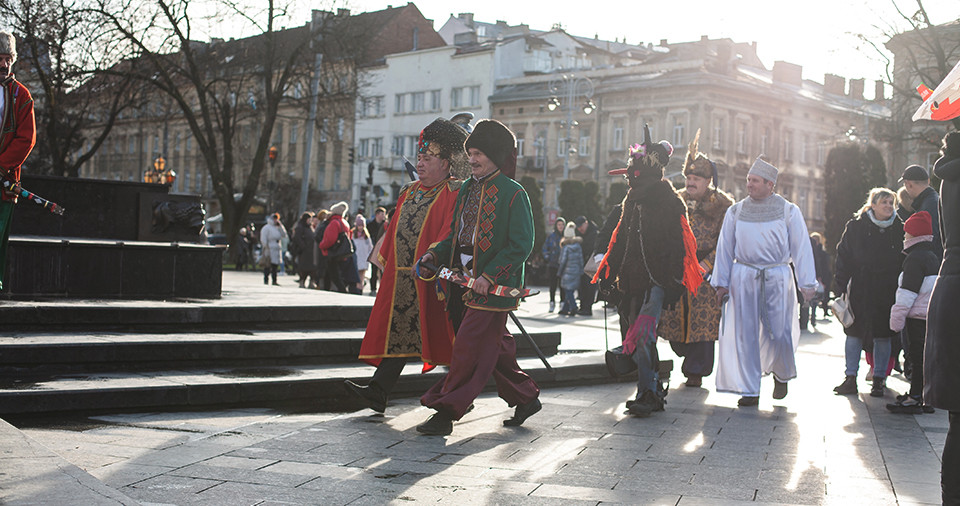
left=593, top=124, right=703, bottom=417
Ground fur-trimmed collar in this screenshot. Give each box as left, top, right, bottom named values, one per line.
left=560, top=236, right=582, bottom=246
left=680, top=187, right=733, bottom=221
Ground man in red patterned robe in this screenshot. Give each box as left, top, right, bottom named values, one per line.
left=343, top=118, right=467, bottom=413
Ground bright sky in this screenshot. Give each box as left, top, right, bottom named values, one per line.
left=345, top=0, right=958, bottom=97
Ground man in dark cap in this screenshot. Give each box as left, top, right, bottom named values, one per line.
left=343, top=118, right=467, bottom=413
left=592, top=124, right=703, bottom=417
left=417, top=119, right=540, bottom=435
left=898, top=164, right=941, bottom=259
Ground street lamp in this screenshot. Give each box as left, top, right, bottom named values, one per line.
left=547, top=73, right=595, bottom=182
left=267, top=145, right=279, bottom=213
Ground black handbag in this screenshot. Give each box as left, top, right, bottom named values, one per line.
left=329, top=232, right=355, bottom=260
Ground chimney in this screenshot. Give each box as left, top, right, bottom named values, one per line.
left=848, top=78, right=864, bottom=100
left=772, top=61, right=802, bottom=86
left=660, top=38, right=668, bottom=46
left=336, top=8, right=350, bottom=17
left=874, top=80, right=885, bottom=101
left=701, top=35, right=709, bottom=42
left=458, top=12, right=474, bottom=26
left=823, top=74, right=845, bottom=95
left=311, top=9, right=331, bottom=26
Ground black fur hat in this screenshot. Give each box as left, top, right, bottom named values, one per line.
left=464, top=119, right=516, bottom=171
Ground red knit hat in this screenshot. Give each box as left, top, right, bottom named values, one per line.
left=904, top=211, right=933, bottom=237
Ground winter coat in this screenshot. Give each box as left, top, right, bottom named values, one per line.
left=318, top=216, right=350, bottom=257
left=352, top=230, right=373, bottom=271
left=912, top=186, right=943, bottom=259
left=0, top=77, right=36, bottom=202
left=291, top=222, right=317, bottom=273
left=557, top=238, right=583, bottom=291
left=260, top=222, right=287, bottom=264
left=542, top=231, right=563, bottom=268
left=925, top=152, right=960, bottom=411
left=889, top=240, right=939, bottom=330
left=834, top=213, right=904, bottom=340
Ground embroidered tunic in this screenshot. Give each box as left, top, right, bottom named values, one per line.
left=659, top=188, right=733, bottom=344
left=711, top=194, right=816, bottom=395
left=358, top=179, right=460, bottom=366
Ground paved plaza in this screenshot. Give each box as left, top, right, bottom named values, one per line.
left=1, top=274, right=948, bottom=504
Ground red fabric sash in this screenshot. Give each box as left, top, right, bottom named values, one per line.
left=680, top=215, right=704, bottom=294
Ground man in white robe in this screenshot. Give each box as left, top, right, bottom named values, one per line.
left=712, top=157, right=817, bottom=406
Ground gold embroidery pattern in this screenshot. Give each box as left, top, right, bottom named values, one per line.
left=385, top=185, right=437, bottom=355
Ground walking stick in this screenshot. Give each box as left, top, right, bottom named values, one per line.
left=417, top=261, right=553, bottom=371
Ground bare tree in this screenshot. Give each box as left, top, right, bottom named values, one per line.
left=91, top=0, right=373, bottom=250
left=857, top=0, right=960, bottom=174
left=0, top=0, right=142, bottom=177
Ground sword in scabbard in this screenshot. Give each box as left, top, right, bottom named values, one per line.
left=417, top=261, right=553, bottom=372
left=1, top=177, right=65, bottom=215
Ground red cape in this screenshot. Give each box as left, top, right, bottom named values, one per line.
left=358, top=179, right=460, bottom=370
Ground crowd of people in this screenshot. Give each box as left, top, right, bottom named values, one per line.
left=236, top=114, right=959, bottom=501
left=232, top=203, right=388, bottom=295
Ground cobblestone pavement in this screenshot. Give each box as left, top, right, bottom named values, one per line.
left=11, top=309, right=946, bottom=505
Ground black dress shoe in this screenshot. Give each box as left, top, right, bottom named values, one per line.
left=738, top=396, right=759, bottom=407
left=416, top=412, right=453, bottom=435
left=343, top=380, right=387, bottom=413
left=503, top=398, right=542, bottom=426
left=684, top=375, right=702, bottom=387
left=773, top=378, right=788, bottom=400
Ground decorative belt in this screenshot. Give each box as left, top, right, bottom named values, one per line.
left=735, top=260, right=789, bottom=330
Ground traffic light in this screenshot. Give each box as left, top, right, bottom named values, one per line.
left=348, top=147, right=355, bottom=164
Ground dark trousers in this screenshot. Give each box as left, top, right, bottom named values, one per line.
left=0, top=201, right=13, bottom=290
left=324, top=258, right=345, bottom=292
left=370, top=264, right=382, bottom=292
left=546, top=266, right=561, bottom=303
left=369, top=357, right=407, bottom=395
left=578, top=274, right=596, bottom=311
left=421, top=309, right=539, bottom=420
left=902, top=318, right=927, bottom=398
left=945, top=411, right=960, bottom=505
left=263, top=263, right=278, bottom=284
left=669, top=340, right=716, bottom=378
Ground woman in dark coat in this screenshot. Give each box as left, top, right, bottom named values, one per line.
left=925, top=131, right=960, bottom=504
left=291, top=212, right=318, bottom=288
left=541, top=217, right=566, bottom=312
left=833, top=187, right=904, bottom=397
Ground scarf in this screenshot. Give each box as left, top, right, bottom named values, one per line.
left=867, top=209, right=896, bottom=229
left=904, top=235, right=934, bottom=251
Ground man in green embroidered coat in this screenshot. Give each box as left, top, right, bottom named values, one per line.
left=416, top=119, right=541, bottom=435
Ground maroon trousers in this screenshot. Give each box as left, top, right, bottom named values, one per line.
left=421, top=308, right=539, bottom=420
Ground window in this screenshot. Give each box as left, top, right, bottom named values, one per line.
left=370, top=138, right=382, bottom=158
left=672, top=120, right=684, bottom=147
left=395, top=93, right=405, bottom=114
left=411, top=92, right=425, bottom=113
left=612, top=122, right=624, bottom=151
left=783, top=130, right=793, bottom=160
left=557, top=137, right=568, bottom=157
left=129, top=136, right=137, bottom=154
left=320, top=119, right=328, bottom=142
left=516, top=137, right=525, bottom=158
left=800, top=134, right=809, bottom=164
left=817, top=141, right=826, bottom=166
left=798, top=188, right=809, bottom=215
left=290, top=124, right=298, bottom=144
left=358, top=138, right=370, bottom=158
left=736, top=122, right=747, bottom=154
left=392, top=136, right=405, bottom=156
left=469, top=86, right=481, bottom=107
left=337, top=118, right=345, bottom=140
left=316, top=165, right=325, bottom=190
left=713, top=117, right=724, bottom=150
left=534, top=134, right=546, bottom=169
left=407, top=136, right=418, bottom=157
left=186, top=135, right=192, bottom=152
left=451, top=88, right=463, bottom=109
left=760, top=128, right=769, bottom=154
left=430, top=90, right=441, bottom=111
left=579, top=134, right=590, bottom=156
